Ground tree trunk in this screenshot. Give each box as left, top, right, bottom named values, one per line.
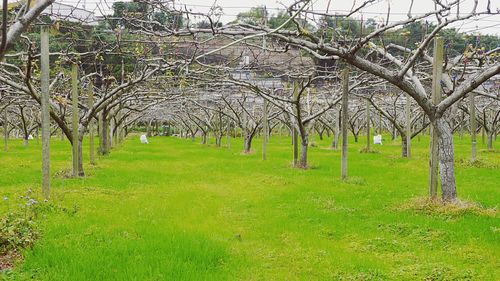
left=429, top=38, right=444, bottom=199
left=215, top=135, right=221, bottom=147
left=243, top=133, right=253, bottom=153
left=298, top=137, right=308, bottom=168
left=436, top=118, right=457, bottom=202
left=77, top=135, right=85, bottom=176
left=146, top=120, right=151, bottom=137
left=201, top=132, right=207, bottom=144
left=309, top=125, right=316, bottom=147
left=487, top=132, right=493, bottom=150
left=401, top=136, right=408, bottom=158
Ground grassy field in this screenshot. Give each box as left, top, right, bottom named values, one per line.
left=0, top=133, right=498, bottom=280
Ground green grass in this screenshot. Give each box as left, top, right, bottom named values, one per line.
left=0, top=133, right=499, bottom=280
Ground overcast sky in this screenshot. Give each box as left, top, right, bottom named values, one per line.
left=49, top=0, right=500, bottom=35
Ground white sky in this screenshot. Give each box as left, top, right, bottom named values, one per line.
left=25, top=0, right=500, bottom=35
left=179, top=0, right=500, bottom=34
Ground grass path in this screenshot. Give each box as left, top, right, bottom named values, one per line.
left=0, top=135, right=499, bottom=280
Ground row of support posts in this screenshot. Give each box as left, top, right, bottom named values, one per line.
left=20, top=30, right=492, bottom=202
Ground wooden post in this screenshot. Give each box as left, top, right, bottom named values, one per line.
left=481, top=126, right=485, bottom=145
left=333, top=107, right=340, bottom=149
left=88, top=82, right=95, bottom=165
left=341, top=69, right=349, bottom=180
left=116, top=111, right=122, bottom=144
left=292, top=83, right=299, bottom=166
left=3, top=106, right=7, bottom=151
left=98, top=111, right=104, bottom=154
left=365, top=98, right=371, bottom=150
left=40, top=26, right=50, bottom=200
left=262, top=98, right=268, bottom=160
left=469, top=92, right=477, bottom=161
left=378, top=111, right=382, bottom=134
left=226, top=121, right=231, bottom=148
left=429, top=37, right=443, bottom=199
left=405, top=94, right=412, bottom=158
left=109, top=117, right=114, bottom=148
left=71, top=64, right=80, bottom=177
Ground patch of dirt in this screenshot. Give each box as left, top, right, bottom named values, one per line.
left=359, top=148, right=379, bottom=153
left=456, top=158, right=499, bottom=169
left=0, top=250, right=21, bottom=271
left=479, top=149, right=498, bottom=154
left=396, top=197, right=497, bottom=220
left=53, top=168, right=74, bottom=179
